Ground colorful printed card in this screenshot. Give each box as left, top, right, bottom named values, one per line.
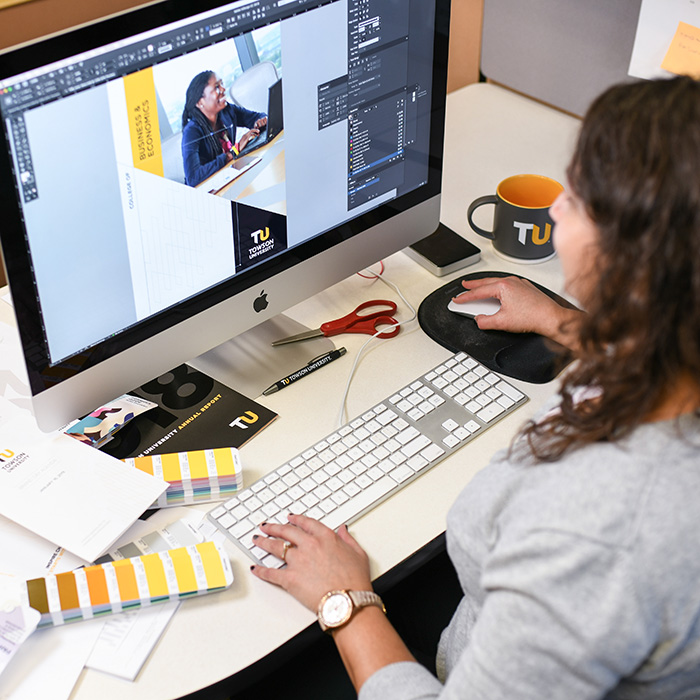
left=64, top=394, right=157, bottom=448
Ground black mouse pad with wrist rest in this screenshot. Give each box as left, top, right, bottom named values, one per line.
left=417, top=271, right=576, bottom=384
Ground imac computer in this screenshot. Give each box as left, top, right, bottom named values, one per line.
left=0, top=0, right=450, bottom=431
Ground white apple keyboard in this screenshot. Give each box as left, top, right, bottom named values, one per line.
left=208, top=351, right=527, bottom=568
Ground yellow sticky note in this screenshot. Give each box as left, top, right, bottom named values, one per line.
left=661, top=21, right=700, bottom=79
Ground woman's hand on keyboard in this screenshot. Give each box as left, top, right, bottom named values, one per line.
left=250, top=514, right=373, bottom=612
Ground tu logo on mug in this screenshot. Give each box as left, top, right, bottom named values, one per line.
left=513, top=221, right=551, bottom=246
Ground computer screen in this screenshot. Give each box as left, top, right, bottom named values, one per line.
left=0, top=0, right=449, bottom=430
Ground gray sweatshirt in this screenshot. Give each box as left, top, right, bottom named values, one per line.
left=360, top=413, right=700, bottom=699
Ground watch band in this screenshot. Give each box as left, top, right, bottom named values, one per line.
left=347, top=590, right=385, bottom=613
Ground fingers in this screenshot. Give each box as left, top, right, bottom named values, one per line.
left=252, top=531, right=295, bottom=565
left=459, top=275, right=504, bottom=291
left=473, top=311, right=510, bottom=331
left=259, top=512, right=333, bottom=542
left=259, top=519, right=307, bottom=545
left=452, top=282, right=501, bottom=303
left=254, top=514, right=341, bottom=563
left=455, top=275, right=521, bottom=300
left=250, top=559, right=287, bottom=587
left=287, top=512, right=334, bottom=536
left=254, top=516, right=364, bottom=568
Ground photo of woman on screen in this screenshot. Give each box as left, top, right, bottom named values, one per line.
left=181, top=70, right=267, bottom=187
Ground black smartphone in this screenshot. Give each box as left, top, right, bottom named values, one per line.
left=405, top=223, right=481, bottom=276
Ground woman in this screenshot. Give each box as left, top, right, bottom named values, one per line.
left=252, top=76, right=700, bottom=698
left=181, top=70, right=267, bottom=187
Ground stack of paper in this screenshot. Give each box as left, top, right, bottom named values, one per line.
left=123, top=447, right=243, bottom=508
left=0, top=397, right=167, bottom=562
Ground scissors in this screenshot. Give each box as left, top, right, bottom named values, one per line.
left=272, top=300, right=400, bottom=346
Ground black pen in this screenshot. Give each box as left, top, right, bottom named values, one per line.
left=262, top=348, right=347, bottom=396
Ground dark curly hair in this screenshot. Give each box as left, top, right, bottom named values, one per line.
left=522, top=76, right=700, bottom=461
left=182, top=70, right=220, bottom=155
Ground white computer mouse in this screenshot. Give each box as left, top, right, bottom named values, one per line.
left=447, top=297, right=501, bottom=317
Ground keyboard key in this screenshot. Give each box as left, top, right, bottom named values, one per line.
left=476, top=403, right=506, bottom=422
left=407, top=455, right=428, bottom=472
left=402, top=435, right=431, bottom=458
left=389, top=465, right=413, bottom=483
left=396, top=427, right=419, bottom=445
left=496, top=381, right=524, bottom=402
left=230, top=519, right=254, bottom=539
left=344, top=482, right=361, bottom=498
left=307, top=506, right=324, bottom=521
left=217, top=513, right=235, bottom=529
left=421, top=443, right=445, bottom=462
left=443, top=434, right=460, bottom=448
left=497, top=395, right=515, bottom=409
left=355, top=474, right=371, bottom=489
left=320, top=477, right=395, bottom=530
left=454, top=427, right=470, bottom=441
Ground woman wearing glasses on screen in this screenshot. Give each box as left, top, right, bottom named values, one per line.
left=251, top=76, right=700, bottom=699
left=181, top=70, right=267, bottom=187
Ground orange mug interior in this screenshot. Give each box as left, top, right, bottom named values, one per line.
left=497, top=174, right=563, bottom=209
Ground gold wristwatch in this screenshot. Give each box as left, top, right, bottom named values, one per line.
left=317, top=589, right=385, bottom=633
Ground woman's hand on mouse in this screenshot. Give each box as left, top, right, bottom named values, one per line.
left=453, top=276, right=583, bottom=350
left=250, top=514, right=372, bottom=612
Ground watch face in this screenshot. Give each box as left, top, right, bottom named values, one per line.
left=322, top=592, right=352, bottom=627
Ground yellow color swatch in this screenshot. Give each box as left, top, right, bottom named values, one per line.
left=159, top=452, right=182, bottom=482
left=168, top=547, right=198, bottom=592
left=141, top=552, right=169, bottom=598
left=212, top=447, right=236, bottom=477
left=123, top=67, right=164, bottom=176
left=197, top=541, right=228, bottom=589
left=132, top=455, right=155, bottom=476
left=662, top=21, right=700, bottom=79
left=113, top=559, right=140, bottom=602
left=187, top=449, right=209, bottom=479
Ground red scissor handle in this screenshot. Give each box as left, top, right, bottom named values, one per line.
left=320, top=300, right=399, bottom=337
left=336, top=314, right=400, bottom=338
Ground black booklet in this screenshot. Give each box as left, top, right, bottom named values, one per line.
left=100, top=363, right=277, bottom=459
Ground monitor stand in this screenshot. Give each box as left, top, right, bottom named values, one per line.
left=188, top=314, right=335, bottom=399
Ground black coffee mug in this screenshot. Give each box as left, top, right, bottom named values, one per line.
left=467, top=174, right=563, bottom=262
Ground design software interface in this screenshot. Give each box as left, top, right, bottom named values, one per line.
left=0, top=0, right=435, bottom=365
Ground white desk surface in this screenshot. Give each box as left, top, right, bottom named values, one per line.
left=7, top=83, right=582, bottom=699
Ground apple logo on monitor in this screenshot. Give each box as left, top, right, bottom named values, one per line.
left=253, top=290, right=269, bottom=313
